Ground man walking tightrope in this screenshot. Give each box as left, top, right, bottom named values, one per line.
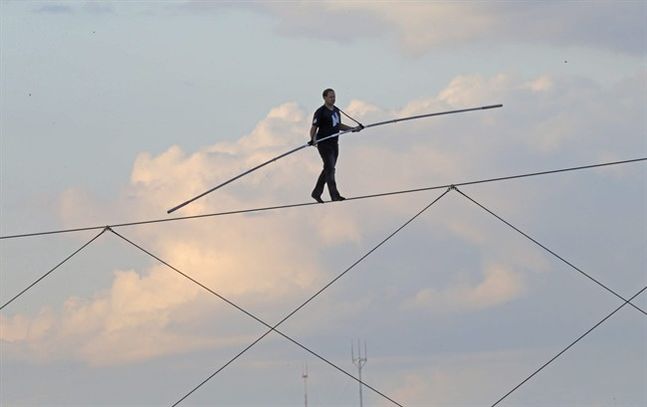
left=309, top=88, right=363, bottom=203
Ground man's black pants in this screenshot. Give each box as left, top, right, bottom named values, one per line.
left=312, top=141, right=341, bottom=199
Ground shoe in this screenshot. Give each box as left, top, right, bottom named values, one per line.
left=332, top=195, right=346, bottom=202
left=311, top=192, right=324, bottom=203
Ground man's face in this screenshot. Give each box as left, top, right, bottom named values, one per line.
left=324, top=91, right=336, bottom=105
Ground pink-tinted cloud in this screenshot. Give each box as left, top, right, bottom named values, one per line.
left=245, top=2, right=645, bottom=56
left=3, top=71, right=642, bottom=367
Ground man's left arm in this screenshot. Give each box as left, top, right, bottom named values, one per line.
left=341, top=123, right=364, bottom=132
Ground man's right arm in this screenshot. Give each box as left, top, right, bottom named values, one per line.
left=309, top=125, right=318, bottom=145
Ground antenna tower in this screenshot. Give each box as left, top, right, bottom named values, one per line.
left=352, top=339, right=368, bottom=407
left=302, top=362, right=309, bottom=407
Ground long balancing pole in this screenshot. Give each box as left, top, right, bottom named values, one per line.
left=167, top=103, right=502, bottom=214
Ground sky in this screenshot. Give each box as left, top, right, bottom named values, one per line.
left=1, top=1, right=646, bottom=406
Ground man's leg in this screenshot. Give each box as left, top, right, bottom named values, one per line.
left=311, top=168, right=326, bottom=203
left=324, top=143, right=342, bottom=200
left=313, top=142, right=344, bottom=202
left=311, top=143, right=331, bottom=202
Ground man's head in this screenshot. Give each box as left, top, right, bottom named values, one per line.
left=322, top=88, right=336, bottom=106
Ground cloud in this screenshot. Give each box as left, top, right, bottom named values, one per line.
left=405, top=265, right=526, bottom=313
left=380, top=334, right=647, bottom=406
left=27, top=1, right=120, bottom=16
left=82, top=2, right=115, bottom=14
left=243, top=2, right=646, bottom=56
left=2, top=103, right=335, bottom=366
left=33, top=4, right=74, bottom=14
left=2, top=71, right=644, bottom=368
left=0, top=282, right=254, bottom=366
left=381, top=349, right=538, bottom=406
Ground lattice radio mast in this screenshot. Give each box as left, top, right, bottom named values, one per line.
left=301, top=362, right=309, bottom=407
left=352, top=340, right=368, bottom=407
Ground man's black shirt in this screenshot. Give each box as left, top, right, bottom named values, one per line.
left=312, top=105, right=341, bottom=142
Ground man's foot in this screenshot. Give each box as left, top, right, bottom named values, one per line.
left=331, top=195, right=346, bottom=202
left=311, top=192, right=324, bottom=203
